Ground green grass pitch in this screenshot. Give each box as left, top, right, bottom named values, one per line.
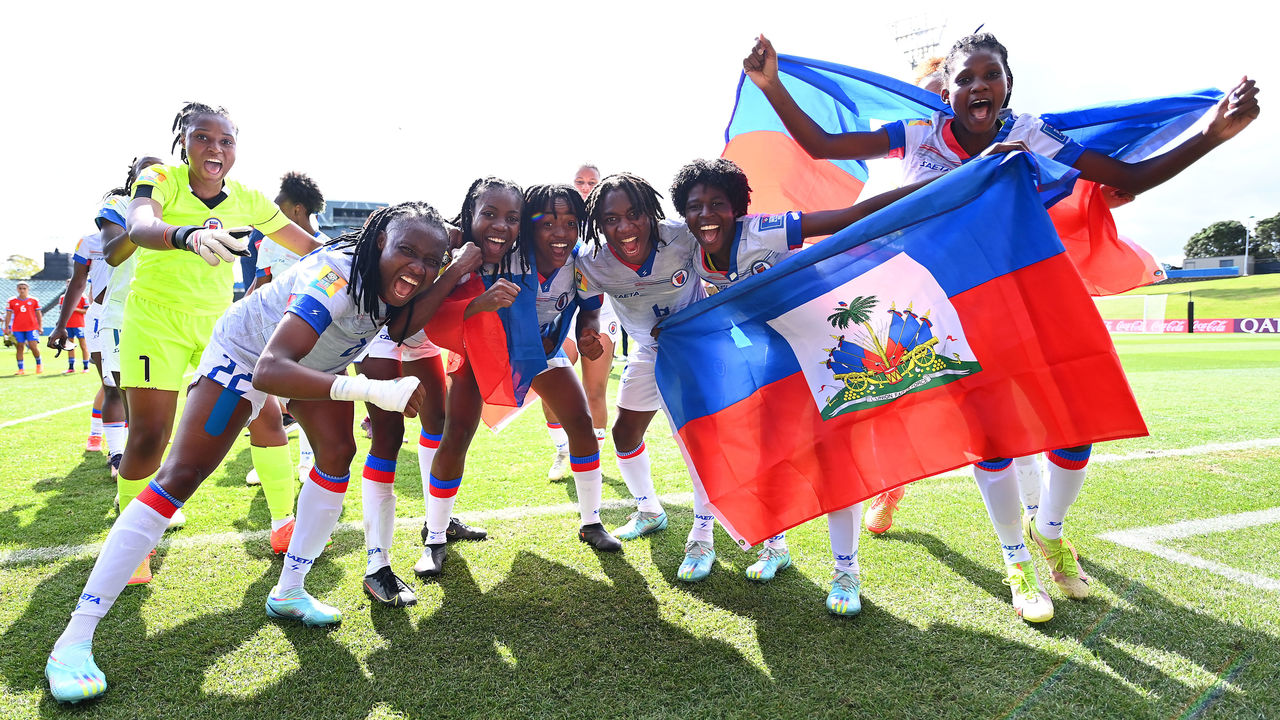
left=0, top=334, right=1277, bottom=719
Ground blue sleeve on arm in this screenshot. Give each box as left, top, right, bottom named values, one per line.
left=579, top=294, right=603, bottom=312
left=883, top=121, right=906, bottom=152
left=286, top=294, right=333, bottom=336
left=96, top=207, right=126, bottom=230
left=1053, top=140, right=1087, bottom=167
left=785, top=211, right=803, bottom=249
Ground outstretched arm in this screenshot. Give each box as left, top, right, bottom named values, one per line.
left=743, top=34, right=891, bottom=161
left=1072, top=77, right=1260, bottom=195
left=800, top=180, right=934, bottom=238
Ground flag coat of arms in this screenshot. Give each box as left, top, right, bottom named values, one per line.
left=655, top=153, right=1148, bottom=548
left=722, top=52, right=1220, bottom=295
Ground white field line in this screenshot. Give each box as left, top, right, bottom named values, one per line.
left=0, top=492, right=694, bottom=567
left=3, top=436, right=1279, bottom=569
left=0, top=401, right=93, bottom=430
left=1099, top=507, right=1280, bottom=592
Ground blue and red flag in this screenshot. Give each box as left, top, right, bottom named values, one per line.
left=655, top=152, right=1148, bottom=548
left=425, top=257, right=582, bottom=409
left=722, top=53, right=1221, bottom=295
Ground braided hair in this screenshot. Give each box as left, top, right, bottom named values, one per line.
left=521, top=184, right=586, bottom=274
left=326, top=201, right=448, bottom=323
left=943, top=33, right=1013, bottom=107
left=103, top=155, right=163, bottom=200
left=583, top=173, right=666, bottom=253
left=279, top=171, right=326, bottom=215
left=452, top=177, right=527, bottom=280
left=171, top=102, right=236, bottom=164
left=669, top=158, right=751, bottom=218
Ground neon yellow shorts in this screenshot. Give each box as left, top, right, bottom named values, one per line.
left=119, top=294, right=220, bottom=392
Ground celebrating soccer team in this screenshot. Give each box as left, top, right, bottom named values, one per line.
left=30, top=31, right=1258, bottom=705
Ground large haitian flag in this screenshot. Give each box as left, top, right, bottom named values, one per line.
left=655, top=153, right=1148, bottom=548
left=722, top=52, right=1221, bottom=295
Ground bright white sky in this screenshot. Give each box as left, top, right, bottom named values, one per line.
left=3, top=0, right=1272, bottom=268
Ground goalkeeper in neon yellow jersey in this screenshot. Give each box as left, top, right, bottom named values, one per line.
left=114, top=102, right=322, bottom=583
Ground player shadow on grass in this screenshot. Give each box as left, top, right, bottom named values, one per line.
left=878, top=529, right=1280, bottom=717
left=0, top=454, right=121, bottom=550
left=0, top=540, right=366, bottom=718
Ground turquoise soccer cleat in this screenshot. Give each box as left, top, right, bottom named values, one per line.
left=265, top=586, right=343, bottom=627
left=745, top=546, right=792, bottom=582
left=45, top=642, right=106, bottom=704
left=677, top=540, right=716, bottom=582
left=826, top=570, right=862, bottom=616
left=614, top=510, right=668, bottom=540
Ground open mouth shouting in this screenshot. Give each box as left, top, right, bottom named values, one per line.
left=968, top=98, right=994, bottom=124
left=390, top=272, right=422, bottom=302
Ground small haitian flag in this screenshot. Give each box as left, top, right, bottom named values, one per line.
left=655, top=152, right=1148, bottom=548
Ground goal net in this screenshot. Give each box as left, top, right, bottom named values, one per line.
left=1092, top=294, right=1170, bottom=333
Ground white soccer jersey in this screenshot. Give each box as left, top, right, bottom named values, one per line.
left=72, top=232, right=110, bottom=301
left=536, top=253, right=601, bottom=337
left=98, top=254, right=135, bottom=331
left=883, top=109, right=1087, bottom=184
left=694, top=212, right=804, bottom=291
left=214, top=246, right=385, bottom=375
left=256, top=231, right=330, bottom=280
left=574, top=220, right=705, bottom=349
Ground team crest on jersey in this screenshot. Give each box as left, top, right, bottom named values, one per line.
left=608, top=321, right=618, bottom=334
left=671, top=269, right=688, bottom=287
left=751, top=260, right=772, bottom=275
left=555, top=292, right=571, bottom=311
left=205, top=218, right=223, bottom=230
left=310, top=265, right=347, bottom=297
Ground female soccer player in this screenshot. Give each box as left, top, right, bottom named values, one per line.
left=744, top=32, right=1260, bottom=622
left=114, top=103, right=320, bottom=574
left=415, top=179, right=620, bottom=581
left=44, top=201, right=481, bottom=704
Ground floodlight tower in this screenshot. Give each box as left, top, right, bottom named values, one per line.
left=892, top=15, right=947, bottom=72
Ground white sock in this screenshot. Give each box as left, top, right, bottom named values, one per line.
left=89, top=411, right=103, bottom=438
left=764, top=533, right=788, bottom=551
left=616, top=442, right=662, bottom=514
left=362, top=455, right=397, bottom=574
left=418, top=429, right=440, bottom=509
left=547, top=422, right=569, bottom=454
left=1013, top=454, right=1044, bottom=514
left=297, top=428, right=314, bottom=472
left=973, top=460, right=1031, bottom=564
left=425, top=473, right=460, bottom=545
left=827, top=503, right=862, bottom=574
left=278, top=468, right=347, bottom=591
left=688, top=472, right=715, bottom=543
left=271, top=516, right=293, bottom=531
left=57, top=487, right=171, bottom=649
left=1036, top=447, right=1091, bottom=541
left=571, top=452, right=603, bottom=526
left=594, top=427, right=607, bottom=444
left=103, top=421, right=127, bottom=457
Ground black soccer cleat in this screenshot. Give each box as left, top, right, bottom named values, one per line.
left=421, top=517, right=488, bottom=544
left=363, top=566, right=417, bottom=607
left=413, top=543, right=448, bottom=579
left=578, top=523, right=623, bottom=552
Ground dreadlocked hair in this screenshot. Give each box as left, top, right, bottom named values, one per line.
left=670, top=158, right=751, bottom=218
left=584, top=173, right=666, bottom=253
left=326, top=201, right=448, bottom=324
left=452, top=177, right=527, bottom=281
left=279, top=171, right=326, bottom=215
left=944, top=33, right=1013, bottom=107
left=171, top=101, right=235, bottom=164
left=103, top=155, right=160, bottom=200
left=520, top=184, right=587, bottom=273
